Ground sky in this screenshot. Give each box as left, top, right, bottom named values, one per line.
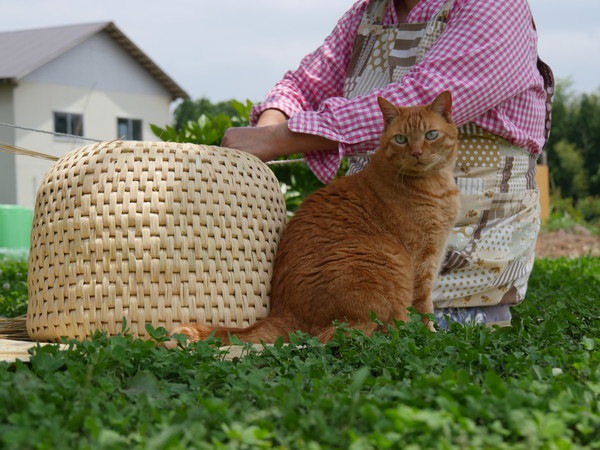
left=1, top=0, right=599, bottom=103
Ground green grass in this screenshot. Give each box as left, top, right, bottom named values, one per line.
left=0, top=257, right=598, bottom=449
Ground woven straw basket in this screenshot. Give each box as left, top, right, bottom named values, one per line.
left=26, top=141, right=287, bottom=341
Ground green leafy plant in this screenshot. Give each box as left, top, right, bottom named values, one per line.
left=577, top=196, right=600, bottom=230
left=0, top=257, right=28, bottom=317
left=0, top=257, right=598, bottom=449
left=171, top=97, right=246, bottom=131
left=546, top=193, right=600, bottom=234
left=151, top=99, right=252, bottom=147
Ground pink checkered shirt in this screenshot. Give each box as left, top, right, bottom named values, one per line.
left=251, top=0, right=547, bottom=183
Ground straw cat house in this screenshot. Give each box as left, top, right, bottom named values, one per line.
left=26, top=141, right=287, bottom=341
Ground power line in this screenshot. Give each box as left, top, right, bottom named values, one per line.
left=0, top=123, right=102, bottom=143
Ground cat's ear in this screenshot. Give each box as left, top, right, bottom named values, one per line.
left=428, top=91, right=453, bottom=122
left=377, top=97, right=399, bottom=126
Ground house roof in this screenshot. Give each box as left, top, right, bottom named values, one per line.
left=0, top=22, right=189, bottom=100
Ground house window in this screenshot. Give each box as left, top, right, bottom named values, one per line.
left=54, top=112, right=83, bottom=136
left=117, top=118, right=143, bottom=140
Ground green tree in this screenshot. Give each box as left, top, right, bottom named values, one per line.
left=551, top=139, right=589, bottom=198
left=573, top=91, right=600, bottom=194
left=546, top=80, right=575, bottom=153
left=545, top=80, right=600, bottom=197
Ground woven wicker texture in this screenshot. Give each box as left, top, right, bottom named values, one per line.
left=27, top=141, right=287, bottom=341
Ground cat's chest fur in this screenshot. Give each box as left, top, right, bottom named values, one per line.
left=358, top=154, right=459, bottom=253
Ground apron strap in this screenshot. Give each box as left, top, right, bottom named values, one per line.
left=532, top=19, right=555, bottom=148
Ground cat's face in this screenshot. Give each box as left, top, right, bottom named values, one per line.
left=377, top=92, right=458, bottom=177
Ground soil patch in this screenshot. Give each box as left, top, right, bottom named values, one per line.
left=536, top=227, right=600, bottom=259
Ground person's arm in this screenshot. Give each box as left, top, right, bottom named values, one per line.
left=255, top=109, right=287, bottom=127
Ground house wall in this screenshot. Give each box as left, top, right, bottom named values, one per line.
left=24, top=31, right=170, bottom=98
left=11, top=31, right=174, bottom=209
left=0, top=85, right=16, bottom=204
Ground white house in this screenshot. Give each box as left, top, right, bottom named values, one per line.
left=0, top=22, right=189, bottom=209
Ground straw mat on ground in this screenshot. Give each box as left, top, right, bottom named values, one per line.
left=0, top=316, right=29, bottom=341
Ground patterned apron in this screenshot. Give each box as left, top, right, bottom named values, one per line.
left=343, top=0, right=553, bottom=324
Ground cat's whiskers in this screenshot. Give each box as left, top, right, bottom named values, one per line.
left=424, top=152, right=451, bottom=172
left=425, top=154, right=443, bottom=171
left=394, top=166, right=407, bottom=188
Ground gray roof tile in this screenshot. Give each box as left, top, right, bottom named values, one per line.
left=0, top=22, right=189, bottom=100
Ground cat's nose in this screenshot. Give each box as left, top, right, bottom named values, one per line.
left=411, top=149, right=423, bottom=159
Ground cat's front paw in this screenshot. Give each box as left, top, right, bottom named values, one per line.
left=426, top=320, right=437, bottom=333
left=420, top=316, right=437, bottom=332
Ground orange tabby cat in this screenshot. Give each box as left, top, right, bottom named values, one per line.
left=168, top=91, right=460, bottom=346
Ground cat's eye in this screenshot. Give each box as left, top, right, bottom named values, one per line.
left=394, top=135, right=408, bottom=145
left=425, top=130, right=439, bottom=140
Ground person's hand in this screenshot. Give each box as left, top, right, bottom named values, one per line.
left=222, top=119, right=338, bottom=162
left=221, top=109, right=289, bottom=161
left=221, top=124, right=287, bottom=162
